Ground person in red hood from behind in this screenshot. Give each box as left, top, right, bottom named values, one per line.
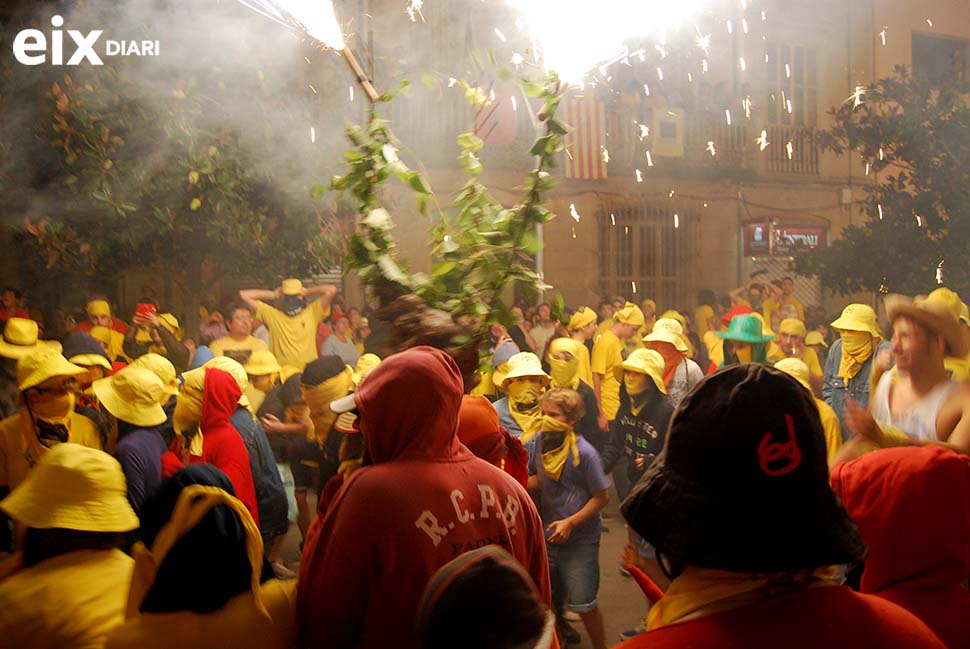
left=162, top=367, right=259, bottom=526
left=831, top=445, right=970, bottom=649
left=457, top=395, right=530, bottom=489
left=297, top=346, right=555, bottom=649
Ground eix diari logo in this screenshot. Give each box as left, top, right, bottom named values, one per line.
left=12, top=15, right=160, bottom=66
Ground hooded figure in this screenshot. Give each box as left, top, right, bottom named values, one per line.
left=164, top=368, right=258, bottom=525
left=105, top=465, right=297, bottom=649
left=831, top=446, right=970, bottom=649
left=617, top=365, right=943, bottom=649
left=298, top=346, right=552, bottom=649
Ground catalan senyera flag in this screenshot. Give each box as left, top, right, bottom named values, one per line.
left=562, top=96, right=607, bottom=180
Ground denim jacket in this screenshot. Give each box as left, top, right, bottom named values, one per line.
left=822, top=338, right=892, bottom=439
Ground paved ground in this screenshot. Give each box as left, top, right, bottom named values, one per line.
left=280, top=482, right=649, bottom=647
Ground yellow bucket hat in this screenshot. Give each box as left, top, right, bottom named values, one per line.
left=281, top=278, right=304, bottom=296
left=17, top=348, right=86, bottom=392
left=68, top=353, right=113, bottom=372
left=93, top=366, right=169, bottom=427
left=804, top=331, right=828, bottom=348
left=86, top=299, right=112, bottom=318
left=498, top=352, right=550, bottom=389
left=182, top=356, right=251, bottom=409
left=244, top=349, right=282, bottom=377
left=643, top=318, right=689, bottom=352
left=0, top=443, right=139, bottom=532
left=659, top=309, right=686, bottom=331
left=613, top=302, right=645, bottom=326
left=0, top=317, right=60, bottom=359
left=830, top=304, right=882, bottom=338
left=568, top=307, right=597, bottom=332
left=130, top=353, right=180, bottom=397
left=774, top=357, right=811, bottom=390
left=158, top=313, right=183, bottom=340
left=885, top=289, right=970, bottom=357
left=779, top=318, right=808, bottom=338
left=613, top=348, right=667, bottom=394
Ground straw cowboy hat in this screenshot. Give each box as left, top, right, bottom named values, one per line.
left=0, top=318, right=60, bottom=359
left=643, top=318, right=689, bottom=353
left=613, top=348, right=667, bottom=394
left=885, top=288, right=970, bottom=357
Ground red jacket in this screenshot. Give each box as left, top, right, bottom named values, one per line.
left=298, top=347, right=552, bottom=649
left=616, top=585, right=944, bottom=649
left=831, top=446, right=970, bottom=649
left=165, top=368, right=259, bottom=526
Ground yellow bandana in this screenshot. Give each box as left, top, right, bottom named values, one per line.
left=624, top=373, right=649, bottom=397
left=548, top=338, right=584, bottom=390
left=538, top=416, right=580, bottom=481
left=173, top=388, right=204, bottom=457
left=838, top=331, right=875, bottom=384
left=647, top=566, right=839, bottom=631
left=507, top=379, right=544, bottom=435
left=301, top=368, right=353, bottom=445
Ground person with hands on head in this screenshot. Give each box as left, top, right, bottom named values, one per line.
left=239, top=279, right=337, bottom=370
left=528, top=387, right=610, bottom=649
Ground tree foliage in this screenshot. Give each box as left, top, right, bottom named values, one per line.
left=795, top=66, right=970, bottom=296
left=331, top=72, right=566, bottom=346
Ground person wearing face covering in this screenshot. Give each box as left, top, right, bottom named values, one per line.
left=547, top=337, right=604, bottom=455
left=105, top=465, right=298, bottom=649
left=163, top=364, right=259, bottom=525
left=528, top=387, right=611, bottom=649
left=822, top=304, right=893, bottom=435
left=298, top=346, right=552, bottom=649
left=492, top=352, right=550, bottom=465
left=568, top=307, right=597, bottom=384
left=643, top=319, right=704, bottom=409
left=239, top=279, right=337, bottom=370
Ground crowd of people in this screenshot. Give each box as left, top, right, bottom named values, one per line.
left=0, top=274, right=967, bottom=649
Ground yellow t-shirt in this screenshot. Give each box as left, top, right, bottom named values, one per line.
left=767, top=345, right=823, bottom=382
left=209, top=335, right=268, bottom=366
left=591, top=329, right=624, bottom=420
left=815, top=398, right=843, bottom=461
left=763, top=296, right=805, bottom=326
left=0, top=411, right=101, bottom=490
left=576, top=342, right=593, bottom=387
left=105, top=579, right=297, bottom=649
left=0, top=549, right=133, bottom=649
left=255, top=300, right=329, bottom=370
left=594, top=319, right=613, bottom=342
left=704, top=330, right=724, bottom=369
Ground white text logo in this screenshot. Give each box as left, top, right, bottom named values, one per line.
left=13, top=15, right=160, bottom=66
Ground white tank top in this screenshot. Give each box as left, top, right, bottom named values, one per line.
left=871, top=371, right=958, bottom=441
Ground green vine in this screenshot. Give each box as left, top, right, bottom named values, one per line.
left=329, top=72, right=567, bottom=345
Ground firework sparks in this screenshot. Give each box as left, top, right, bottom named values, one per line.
left=511, top=52, right=525, bottom=66
left=878, top=204, right=884, bottom=219
left=879, top=28, right=887, bottom=45
left=742, top=96, right=752, bottom=118
left=879, top=147, right=884, bottom=160
left=742, top=18, right=749, bottom=33
left=707, top=141, right=716, bottom=156
left=695, top=29, right=712, bottom=54
left=926, top=18, right=933, bottom=27
left=406, top=0, right=424, bottom=22
left=657, top=67, right=664, bottom=80
left=937, top=260, right=945, bottom=284
left=865, top=162, right=871, bottom=175
left=725, top=109, right=732, bottom=125
left=646, top=151, right=654, bottom=166
left=739, top=57, right=746, bottom=72
left=636, top=169, right=644, bottom=182
left=610, top=213, right=616, bottom=226
left=756, top=130, right=769, bottom=151
left=643, top=83, right=650, bottom=96
left=494, top=27, right=507, bottom=42
left=632, top=281, right=637, bottom=294
left=638, top=123, right=650, bottom=140
left=511, top=96, right=518, bottom=111
left=602, top=147, right=610, bottom=163
left=570, top=203, right=581, bottom=222
left=349, top=85, right=354, bottom=101
left=674, top=213, right=680, bottom=228
left=786, top=141, right=793, bottom=159
left=310, top=126, right=316, bottom=143
left=702, top=59, right=709, bottom=72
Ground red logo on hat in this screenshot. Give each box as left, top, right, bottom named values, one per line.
left=758, top=414, right=802, bottom=477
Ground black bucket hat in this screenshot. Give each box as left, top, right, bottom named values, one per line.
left=621, top=364, right=866, bottom=574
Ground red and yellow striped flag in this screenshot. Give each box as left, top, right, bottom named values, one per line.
left=562, top=96, right=607, bottom=179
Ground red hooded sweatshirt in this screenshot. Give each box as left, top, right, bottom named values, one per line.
left=298, top=347, right=552, bottom=649
left=164, top=368, right=259, bottom=526
left=832, top=446, right=970, bottom=649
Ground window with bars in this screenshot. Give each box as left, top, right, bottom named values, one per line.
left=765, top=43, right=817, bottom=127
left=912, top=33, right=968, bottom=84
left=597, top=206, right=691, bottom=308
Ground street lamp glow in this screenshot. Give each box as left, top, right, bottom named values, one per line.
left=506, top=0, right=708, bottom=82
